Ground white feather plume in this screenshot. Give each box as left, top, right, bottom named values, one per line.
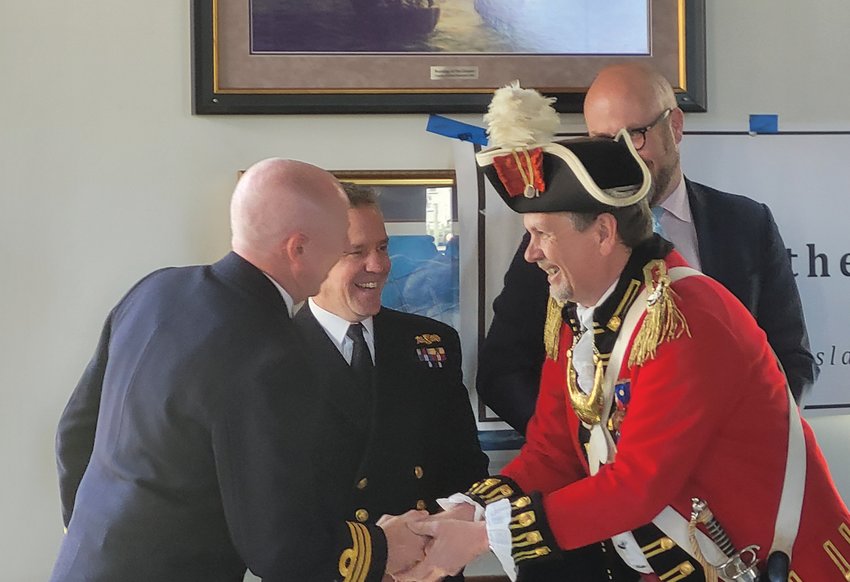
left=483, top=81, right=560, bottom=149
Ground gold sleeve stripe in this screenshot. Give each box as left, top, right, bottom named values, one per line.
left=468, top=478, right=501, bottom=495
left=658, top=561, right=696, bottom=581
left=481, top=484, right=514, bottom=501
left=339, top=522, right=372, bottom=582
left=354, top=522, right=371, bottom=582
left=513, top=546, right=551, bottom=563
left=339, top=548, right=355, bottom=580
left=511, top=531, right=543, bottom=547
left=824, top=539, right=850, bottom=578
left=509, top=511, right=536, bottom=529
left=512, top=496, right=531, bottom=509
left=640, top=536, right=676, bottom=559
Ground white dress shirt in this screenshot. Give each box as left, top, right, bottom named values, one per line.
left=573, top=281, right=616, bottom=394
left=307, top=298, right=376, bottom=365
left=655, top=174, right=702, bottom=270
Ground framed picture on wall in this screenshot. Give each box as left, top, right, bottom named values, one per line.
left=192, top=0, right=706, bottom=114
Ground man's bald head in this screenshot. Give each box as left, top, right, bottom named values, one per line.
left=585, top=63, right=677, bottom=119
left=584, top=63, right=685, bottom=204
left=230, top=158, right=350, bottom=302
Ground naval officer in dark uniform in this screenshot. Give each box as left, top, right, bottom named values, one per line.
left=294, top=183, right=489, bottom=581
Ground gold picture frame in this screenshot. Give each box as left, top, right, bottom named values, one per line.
left=192, top=0, right=706, bottom=114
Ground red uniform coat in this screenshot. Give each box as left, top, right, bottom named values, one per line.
left=502, top=252, right=850, bottom=581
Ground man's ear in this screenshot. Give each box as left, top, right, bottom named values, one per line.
left=595, top=213, right=619, bottom=255
left=670, top=107, right=685, bottom=145
left=282, top=232, right=308, bottom=263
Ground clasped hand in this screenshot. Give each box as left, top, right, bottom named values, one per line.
left=378, top=504, right=489, bottom=582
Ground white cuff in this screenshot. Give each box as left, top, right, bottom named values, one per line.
left=437, top=493, right=486, bottom=522
left=485, top=498, right=517, bottom=582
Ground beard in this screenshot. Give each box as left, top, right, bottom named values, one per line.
left=648, top=132, right=680, bottom=205
left=549, top=280, right=574, bottom=304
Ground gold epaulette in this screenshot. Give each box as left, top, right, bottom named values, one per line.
left=543, top=295, right=564, bottom=360
left=628, top=259, right=691, bottom=368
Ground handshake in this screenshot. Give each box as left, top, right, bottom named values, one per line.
left=376, top=503, right=490, bottom=582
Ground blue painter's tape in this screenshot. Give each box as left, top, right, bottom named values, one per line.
left=749, top=114, right=779, bottom=134
left=426, top=114, right=488, bottom=146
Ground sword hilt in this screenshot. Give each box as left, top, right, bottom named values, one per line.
left=691, top=498, right=761, bottom=581
left=691, top=498, right=737, bottom=557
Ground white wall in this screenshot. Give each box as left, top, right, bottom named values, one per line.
left=1, top=1, right=848, bottom=579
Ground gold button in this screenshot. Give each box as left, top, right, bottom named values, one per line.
left=356, top=478, right=368, bottom=490
left=414, top=466, right=424, bottom=479
left=680, top=562, right=695, bottom=575
left=660, top=537, right=675, bottom=551
left=355, top=509, right=369, bottom=522
left=416, top=499, right=427, bottom=510
left=515, top=511, right=535, bottom=527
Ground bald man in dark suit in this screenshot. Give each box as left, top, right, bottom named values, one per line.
left=52, top=160, right=424, bottom=582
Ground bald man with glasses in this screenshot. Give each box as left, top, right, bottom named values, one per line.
left=477, top=63, right=817, bottom=436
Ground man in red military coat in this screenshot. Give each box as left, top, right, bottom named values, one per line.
left=393, top=84, right=850, bottom=582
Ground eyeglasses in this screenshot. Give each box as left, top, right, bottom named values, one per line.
left=626, top=108, right=672, bottom=151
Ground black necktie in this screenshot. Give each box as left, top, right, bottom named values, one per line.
left=346, top=323, right=374, bottom=392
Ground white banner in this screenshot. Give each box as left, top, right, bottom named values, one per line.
left=681, top=134, right=849, bottom=412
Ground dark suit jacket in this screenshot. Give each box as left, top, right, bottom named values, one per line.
left=52, top=253, right=386, bottom=582
left=478, top=179, right=818, bottom=434
left=295, top=305, right=489, bottom=530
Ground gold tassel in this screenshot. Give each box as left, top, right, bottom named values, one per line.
left=543, top=295, right=564, bottom=360
left=628, top=260, right=691, bottom=368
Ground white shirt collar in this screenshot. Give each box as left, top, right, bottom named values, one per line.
left=261, top=273, right=297, bottom=318
left=657, top=173, right=691, bottom=223
left=307, top=298, right=375, bottom=348
left=575, top=279, right=618, bottom=331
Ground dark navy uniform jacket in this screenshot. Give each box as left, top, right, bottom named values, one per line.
left=478, top=179, right=818, bottom=435
left=52, top=252, right=385, bottom=581
left=295, top=304, right=489, bottom=571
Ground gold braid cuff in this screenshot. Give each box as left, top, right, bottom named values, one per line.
left=338, top=521, right=372, bottom=582
left=629, top=259, right=691, bottom=368
left=466, top=477, right=558, bottom=565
